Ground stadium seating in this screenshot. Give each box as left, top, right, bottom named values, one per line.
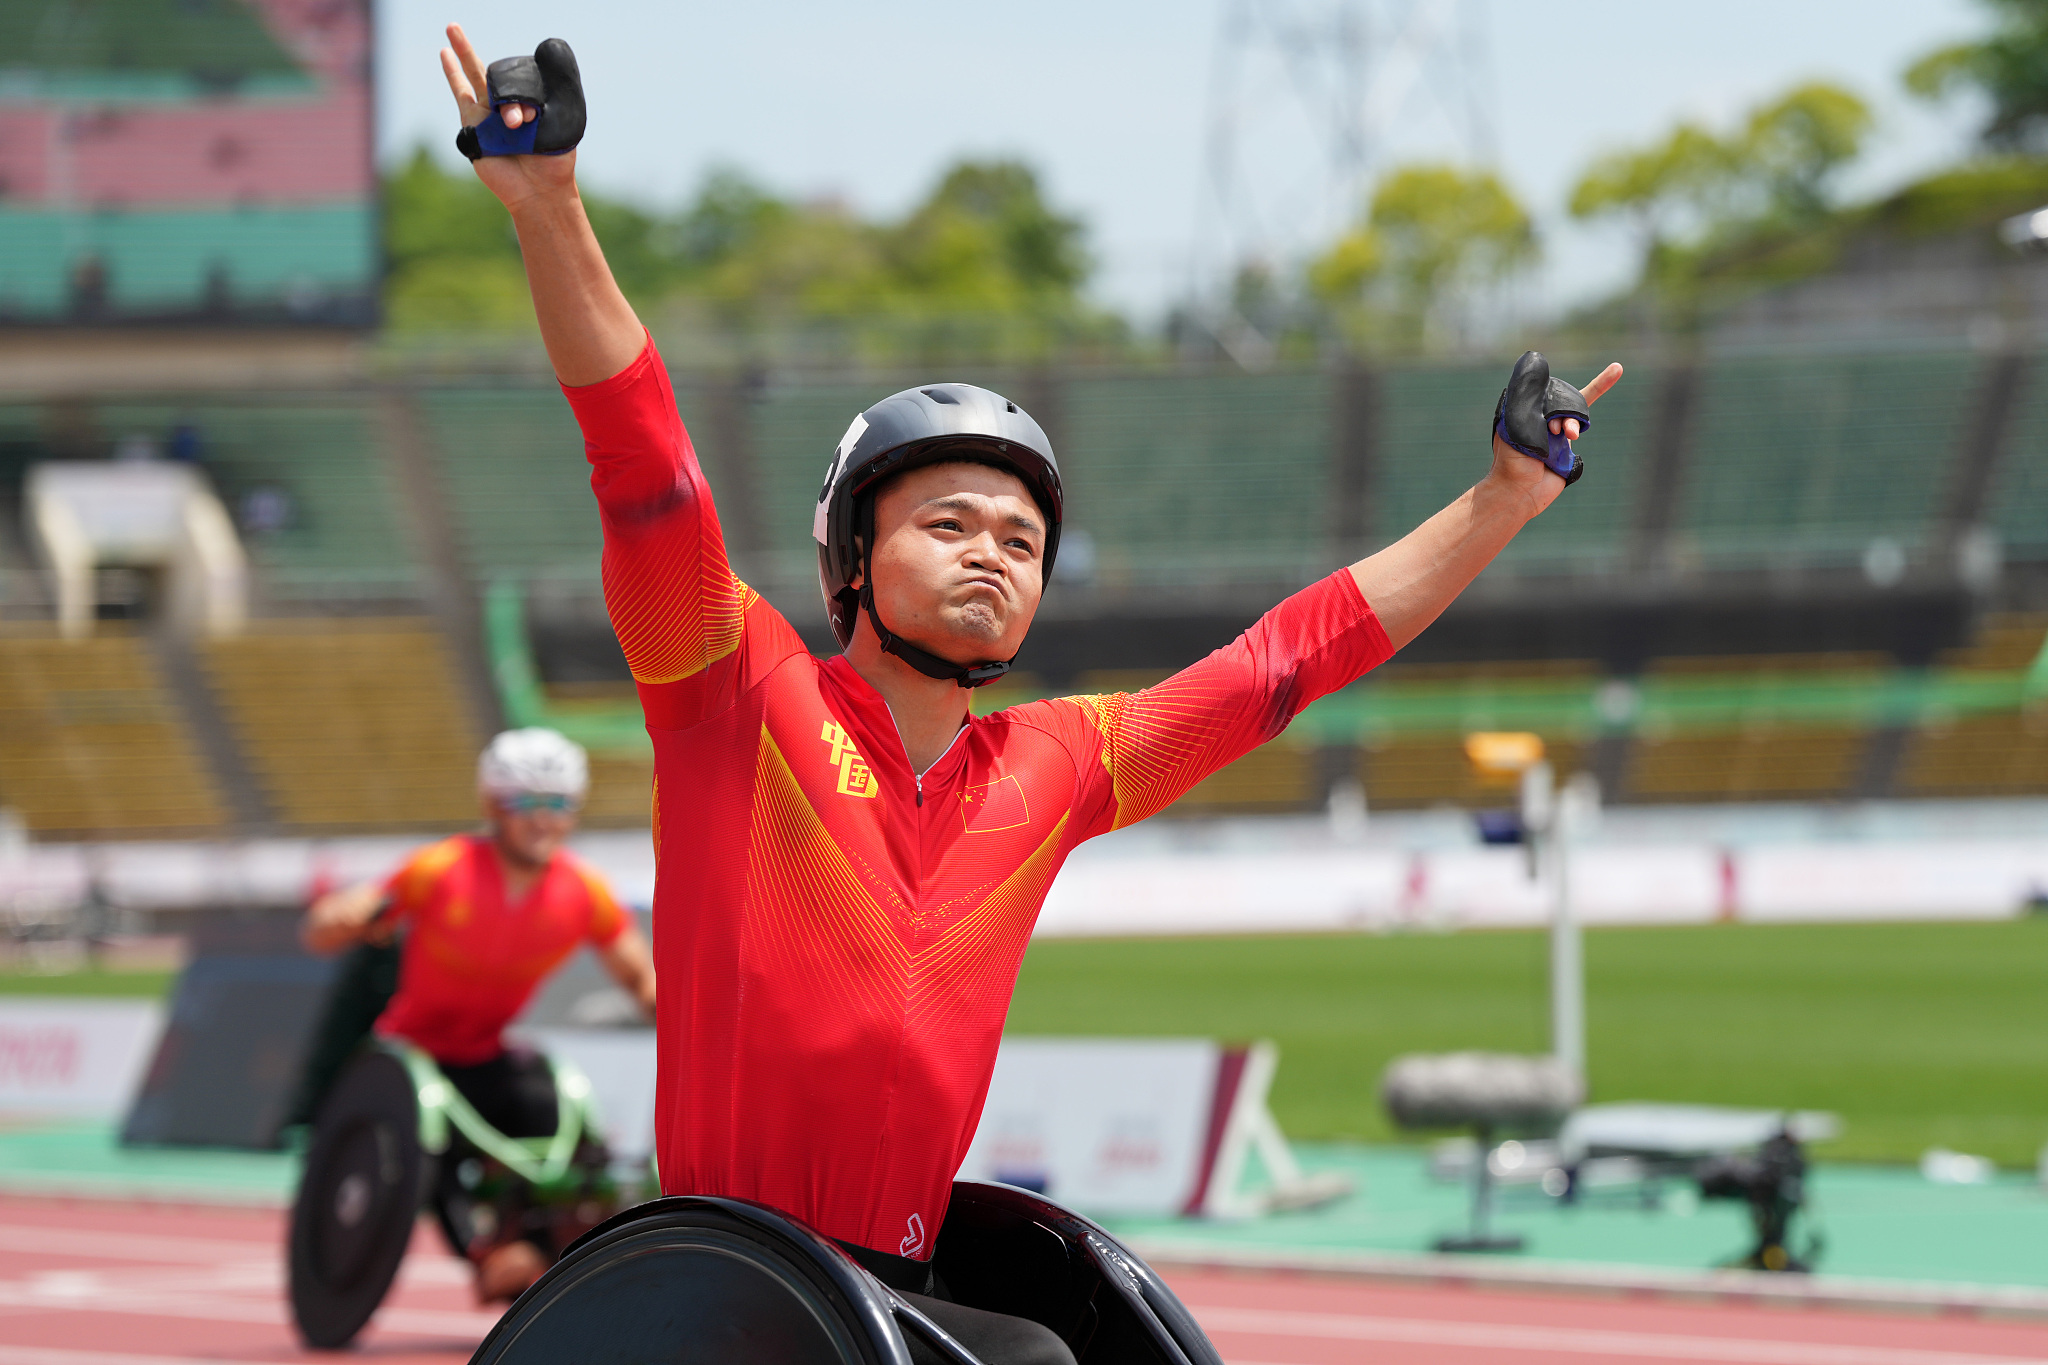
left=1675, top=351, right=1979, bottom=570
left=749, top=379, right=892, bottom=585
left=1361, top=736, right=1588, bottom=810
left=9, top=345, right=2044, bottom=831
left=1374, top=361, right=1653, bottom=576
left=1625, top=726, right=1866, bottom=802
left=201, top=620, right=480, bottom=831
left=1062, top=372, right=1331, bottom=591
left=1896, top=614, right=2048, bottom=797
left=1988, top=358, right=2048, bottom=563
left=0, top=629, right=226, bottom=835
left=417, top=389, right=611, bottom=588
left=92, top=399, right=417, bottom=599
left=1619, top=654, right=1889, bottom=803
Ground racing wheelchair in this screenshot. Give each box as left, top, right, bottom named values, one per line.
left=467, top=1179, right=1223, bottom=1365
left=289, top=1038, right=627, bottom=1349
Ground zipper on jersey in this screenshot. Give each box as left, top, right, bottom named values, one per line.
left=915, top=772, right=924, bottom=807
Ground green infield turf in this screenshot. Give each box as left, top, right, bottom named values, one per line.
left=0, top=967, right=175, bottom=998
left=1008, top=919, right=2048, bottom=1168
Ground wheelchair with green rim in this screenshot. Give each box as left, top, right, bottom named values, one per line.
left=288, top=1038, right=629, bottom=1349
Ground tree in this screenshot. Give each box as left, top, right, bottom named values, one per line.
left=1310, top=163, right=1535, bottom=352
left=1741, top=84, right=1875, bottom=219
left=1568, top=124, right=1731, bottom=262
left=1907, top=0, right=2048, bottom=150
left=379, top=150, right=1109, bottom=360
left=382, top=147, right=532, bottom=330
left=1567, top=81, right=1872, bottom=287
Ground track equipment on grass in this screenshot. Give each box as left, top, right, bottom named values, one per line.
left=813, top=383, right=1062, bottom=687
left=1493, top=350, right=1590, bottom=485
left=288, top=1041, right=619, bottom=1349
left=469, top=1180, right=1222, bottom=1365
left=1697, top=1128, right=1822, bottom=1273
left=456, top=39, right=585, bottom=161
left=1382, top=1051, right=1584, bottom=1254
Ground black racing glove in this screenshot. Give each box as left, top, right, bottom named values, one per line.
left=455, top=38, right=586, bottom=161
left=1491, top=350, right=1589, bottom=486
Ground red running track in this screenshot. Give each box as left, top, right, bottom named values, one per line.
left=0, top=1196, right=2042, bottom=1364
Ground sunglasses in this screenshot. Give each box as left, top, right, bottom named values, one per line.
left=497, top=793, right=581, bottom=814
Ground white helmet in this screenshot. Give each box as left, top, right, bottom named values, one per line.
left=477, top=728, right=589, bottom=800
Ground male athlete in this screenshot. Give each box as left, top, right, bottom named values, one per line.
left=304, top=726, right=656, bottom=1301
left=439, top=25, right=1618, bottom=1362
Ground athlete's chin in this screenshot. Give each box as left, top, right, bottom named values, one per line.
left=955, top=602, right=1003, bottom=640
left=920, top=607, right=1029, bottom=663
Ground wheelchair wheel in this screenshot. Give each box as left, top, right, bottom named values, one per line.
left=469, top=1196, right=911, bottom=1365
left=288, top=1048, right=426, bottom=1349
left=936, top=1181, right=1225, bottom=1365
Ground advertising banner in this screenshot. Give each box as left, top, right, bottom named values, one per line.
left=0, top=1000, right=161, bottom=1119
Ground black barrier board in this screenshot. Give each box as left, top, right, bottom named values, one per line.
left=122, top=952, right=340, bottom=1149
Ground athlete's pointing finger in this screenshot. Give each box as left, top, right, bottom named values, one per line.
left=1580, top=363, right=1624, bottom=406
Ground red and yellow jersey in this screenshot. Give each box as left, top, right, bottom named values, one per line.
left=374, top=834, right=628, bottom=1066
left=565, top=338, right=1392, bottom=1260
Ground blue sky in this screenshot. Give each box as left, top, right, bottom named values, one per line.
left=376, top=1, right=1991, bottom=322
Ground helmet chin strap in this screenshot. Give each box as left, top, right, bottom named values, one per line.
left=855, top=523, right=1014, bottom=688
left=857, top=583, right=1014, bottom=689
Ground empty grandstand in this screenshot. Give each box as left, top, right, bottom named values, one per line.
left=1, top=341, right=2044, bottom=833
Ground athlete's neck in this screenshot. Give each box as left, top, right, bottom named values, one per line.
left=489, top=837, right=550, bottom=901
left=845, top=633, right=972, bottom=774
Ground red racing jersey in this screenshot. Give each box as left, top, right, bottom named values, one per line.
left=565, top=338, right=1393, bottom=1260
left=374, top=834, right=628, bottom=1066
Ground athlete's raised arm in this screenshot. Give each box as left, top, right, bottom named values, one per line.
left=1045, top=352, right=1625, bottom=835
left=1352, top=356, right=1623, bottom=649
left=438, top=24, right=641, bottom=385
left=441, top=27, right=779, bottom=726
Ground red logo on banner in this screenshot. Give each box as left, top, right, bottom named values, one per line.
left=0, top=1028, right=80, bottom=1087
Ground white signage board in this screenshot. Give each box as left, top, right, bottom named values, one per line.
left=528, top=1027, right=658, bottom=1162
left=0, top=1001, right=162, bottom=1118
left=958, top=1038, right=1220, bottom=1216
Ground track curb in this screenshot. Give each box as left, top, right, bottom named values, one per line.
left=1126, top=1238, right=2048, bottom=1321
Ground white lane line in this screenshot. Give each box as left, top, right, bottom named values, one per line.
left=0, top=1280, right=497, bottom=1340
left=1189, top=1307, right=2048, bottom=1365
left=0, top=1349, right=300, bottom=1365
left=0, top=1226, right=276, bottom=1264
left=0, top=1221, right=473, bottom=1290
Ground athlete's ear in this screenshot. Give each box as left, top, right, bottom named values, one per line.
left=848, top=537, right=865, bottom=591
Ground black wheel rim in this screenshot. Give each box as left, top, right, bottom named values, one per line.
left=289, top=1049, right=423, bottom=1350
left=471, top=1198, right=907, bottom=1365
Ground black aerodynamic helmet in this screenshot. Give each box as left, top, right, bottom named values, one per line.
left=813, top=382, right=1063, bottom=687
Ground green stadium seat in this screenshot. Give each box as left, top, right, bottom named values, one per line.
left=748, top=380, right=885, bottom=586
left=1061, top=372, right=1330, bottom=590
left=1373, top=361, right=1651, bottom=576
left=1674, top=352, right=1977, bottom=570
left=419, top=385, right=743, bottom=593
left=1987, top=356, right=2048, bottom=562
left=419, top=389, right=601, bottom=586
